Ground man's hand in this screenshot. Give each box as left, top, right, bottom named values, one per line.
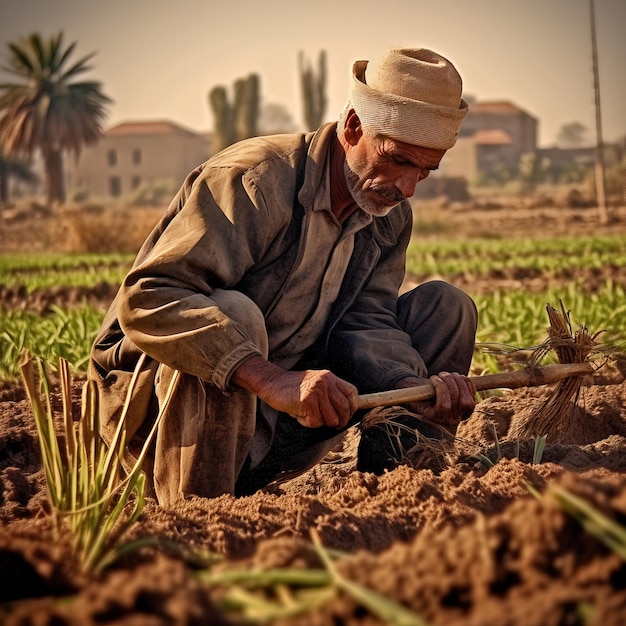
left=231, top=355, right=358, bottom=429
left=394, top=372, right=476, bottom=433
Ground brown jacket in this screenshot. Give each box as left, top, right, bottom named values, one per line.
left=90, top=123, right=426, bottom=442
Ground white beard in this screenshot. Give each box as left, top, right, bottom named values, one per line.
left=343, top=157, right=403, bottom=217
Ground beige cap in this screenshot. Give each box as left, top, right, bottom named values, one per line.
left=351, top=48, right=469, bottom=150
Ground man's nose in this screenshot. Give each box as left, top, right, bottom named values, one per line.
left=396, top=168, right=429, bottom=198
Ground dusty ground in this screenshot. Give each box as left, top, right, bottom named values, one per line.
left=1, top=200, right=626, bottom=625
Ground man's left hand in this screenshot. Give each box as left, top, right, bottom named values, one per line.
left=394, top=372, right=476, bottom=433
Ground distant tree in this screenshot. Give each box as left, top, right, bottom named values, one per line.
left=209, top=73, right=260, bottom=152
left=0, top=32, right=112, bottom=205
left=518, top=152, right=550, bottom=193
left=299, top=50, right=326, bottom=131
left=233, top=74, right=259, bottom=143
left=258, top=103, right=297, bottom=135
left=209, top=86, right=236, bottom=151
left=556, top=122, right=590, bottom=148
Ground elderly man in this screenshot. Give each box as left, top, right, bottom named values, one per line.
left=90, top=47, right=478, bottom=505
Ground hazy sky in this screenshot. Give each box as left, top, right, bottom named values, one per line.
left=1, top=0, right=624, bottom=147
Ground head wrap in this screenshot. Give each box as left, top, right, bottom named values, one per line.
left=350, top=48, right=469, bottom=149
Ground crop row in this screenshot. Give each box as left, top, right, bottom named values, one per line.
left=409, top=234, right=625, bottom=261
left=406, top=235, right=626, bottom=277
left=1, top=282, right=624, bottom=381
left=1, top=235, right=625, bottom=292
left=0, top=253, right=133, bottom=292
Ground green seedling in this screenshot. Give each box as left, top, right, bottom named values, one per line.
left=19, top=350, right=180, bottom=572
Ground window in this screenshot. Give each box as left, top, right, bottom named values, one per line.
left=132, top=149, right=142, bottom=165
left=131, top=176, right=141, bottom=189
left=107, top=149, right=117, bottom=166
left=109, top=176, right=122, bottom=197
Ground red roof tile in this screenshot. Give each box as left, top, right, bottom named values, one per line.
left=470, top=101, right=532, bottom=116
left=106, top=120, right=200, bottom=137
left=473, top=129, right=513, bottom=145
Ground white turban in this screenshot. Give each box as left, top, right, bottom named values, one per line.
left=350, top=48, right=469, bottom=150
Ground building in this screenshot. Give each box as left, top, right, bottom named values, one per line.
left=69, top=102, right=538, bottom=201
left=462, top=101, right=538, bottom=177
left=429, top=100, right=539, bottom=186
left=69, top=120, right=212, bottom=199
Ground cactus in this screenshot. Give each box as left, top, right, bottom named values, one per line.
left=234, top=74, right=260, bottom=143
left=209, top=85, right=235, bottom=152
left=299, top=50, right=327, bottom=131
left=209, top=74, right=260, bottom=153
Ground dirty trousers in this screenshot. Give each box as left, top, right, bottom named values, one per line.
left=150, top=281, right=477, bottom=505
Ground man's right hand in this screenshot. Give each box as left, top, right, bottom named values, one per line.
left=231, top=355, right=358, bottom=429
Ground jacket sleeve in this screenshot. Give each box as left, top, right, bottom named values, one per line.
left=116, top=163, right=276, bottom=390
left=326, top=204, right=427, bottom=393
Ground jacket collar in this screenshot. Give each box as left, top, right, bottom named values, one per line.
left=298, top=122, right=402, bottom=248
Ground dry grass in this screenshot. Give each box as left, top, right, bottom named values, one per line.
left=358, top=406, right=455, bottom=473
left=354, top=303, right=610, bottom=470
left=507, top=302, right=605, bottom=442
left=58, top=204, right=164, bottom=254
left=0, top=201, right=164, bottom=254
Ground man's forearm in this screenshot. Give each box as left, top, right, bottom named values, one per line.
left=230, top=355, right=358, bottom=430
left=230, top=355, right=284, bottom=396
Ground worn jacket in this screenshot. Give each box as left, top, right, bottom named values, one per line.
left=90, top=122, right=426, bottom=439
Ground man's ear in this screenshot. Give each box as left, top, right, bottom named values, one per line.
left=343, top=109, right=363, bottom=146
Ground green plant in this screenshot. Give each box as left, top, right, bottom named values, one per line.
left=19, top=350, right=180, bottom=572
left=209, top=73, right=260, bottom=152
left=198, top=529, right=428, bottom=625
left=532, top=435, right=547, bottom=465
left=1, top=306, right=104, bottom=379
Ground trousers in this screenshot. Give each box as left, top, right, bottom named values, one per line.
left=147, top=281, right=477, bottom=505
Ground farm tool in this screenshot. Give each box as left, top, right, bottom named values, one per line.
left=357, top=361, right=593, bottom=412
left=357, top=302, right=606, bottom=446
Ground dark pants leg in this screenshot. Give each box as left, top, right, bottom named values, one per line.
left=235, top=281, right=477, bottom=493
left=357, top=280, right=478, bottom=474
left=397, top=280, right=477, bottom=376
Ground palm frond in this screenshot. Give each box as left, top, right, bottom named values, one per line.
left=7, top=42, right=35, bottom=73
left=59, top=53, right=97, bottom=82
left=29, top=33, right=48, bottom=74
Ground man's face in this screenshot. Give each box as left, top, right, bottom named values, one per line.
left=344, top=132, right=447, bottom=217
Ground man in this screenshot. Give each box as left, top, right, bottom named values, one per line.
left=90, top=47, right=478, bottom=505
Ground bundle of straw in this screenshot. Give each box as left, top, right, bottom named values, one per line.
left=355, top=302, right=604, bottom=470
left=507, top=302, right=603, bottom=443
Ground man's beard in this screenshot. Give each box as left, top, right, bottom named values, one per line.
left=343, top=158, right=405, bottom=217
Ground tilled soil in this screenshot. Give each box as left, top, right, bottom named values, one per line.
left=1, top=370, right=626, bottom=625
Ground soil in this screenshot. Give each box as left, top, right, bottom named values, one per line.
left=1, top=200, right=626, bottom=625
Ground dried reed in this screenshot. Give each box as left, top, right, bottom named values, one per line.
left=358, top=406, right=455, bottom=473
left=507, top=302, right=604, bottom=442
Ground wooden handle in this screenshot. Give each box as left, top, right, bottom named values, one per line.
left=356, top=362, right=594, bottom=410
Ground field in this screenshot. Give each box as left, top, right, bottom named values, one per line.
left=1, top=200, right=626, bottom=625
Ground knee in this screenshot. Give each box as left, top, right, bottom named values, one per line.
left=426, top=280, right=477, bottom=328
left=399, top=280, right=477, bottom=332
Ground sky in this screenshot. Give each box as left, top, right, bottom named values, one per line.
left=0, top=0, right=624, bottom=148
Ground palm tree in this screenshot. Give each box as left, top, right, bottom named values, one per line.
left=0, top=32, right=112, bottom=205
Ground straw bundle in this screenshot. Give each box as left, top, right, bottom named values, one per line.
left=507, top=302, right=604, bottom=442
